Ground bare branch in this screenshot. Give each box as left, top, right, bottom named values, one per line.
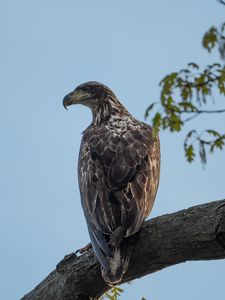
left=183, top=113, right=199, bottom=123
left=182, top=108, right=225, bottom=123
left=185, top=108, right=225, bottom=114
left=21, top=200, right=225, bottom=300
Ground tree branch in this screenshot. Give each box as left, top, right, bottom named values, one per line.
left=182, top=109, right=225, bottom=123
left=183, top=108, right=225, bottom=114
left=21, top=200, right=225, bottom=300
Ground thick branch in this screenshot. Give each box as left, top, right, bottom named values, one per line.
left=21, top=200, right=225, bottom=300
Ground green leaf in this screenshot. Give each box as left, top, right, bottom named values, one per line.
left=145, top=102, right=156, bottom=119
left=178, top=102, right=197, bottom=112
left=188, top=62, right=199, bottom=69
left=101, top=286, right=124, bottom=300
left=180, top=86, right=192, bottom=100
left=180, top=69, right=191, bottom=74
left=168, top=113, right=182, bottom=131
left=185, top=144, right=195, bottom=163
left=113, top=287, right=124, bottom=293
left=199, top=141, right=207, bottom=165
left=184, top=130, right=197, bottom=163
left=206, top=129, right=221, bottom=137
left=159, top=72, right=177, bottom=86
left=211, top=136, right=225, bottom=152
left=202, top=26, right=218, bottom=52
left=152, top=112, right=161, bottom=126
left=195, top=74, right=206, bottom=88
left=201, top=84, right=210, bottom=95
left=218, top=79, right=225, bottom=95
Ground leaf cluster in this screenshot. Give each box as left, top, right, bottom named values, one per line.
left=101, top=286, right=124, bottom=300
left=101, top=286, right=147, bottom=300
left=184, top=130, right=225, bottom=165
left=145, top=22, right=225, bottom=165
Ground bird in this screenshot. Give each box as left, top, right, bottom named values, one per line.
left=63, top=81, right=160, bottom=285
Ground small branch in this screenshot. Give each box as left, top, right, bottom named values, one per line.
left=182, top=108, right=225, bottom=122
left=195, top=108, right=225, bottom=113
left=180, top=76, right=221, bottom=89
left=21, top=200, right=225, bottom=300
left=180, top=108, right=225, bottom=114
left=183, top=113, right=199, bottom=123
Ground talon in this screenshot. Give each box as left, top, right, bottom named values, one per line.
left=75, top=242, right=92, bottom=254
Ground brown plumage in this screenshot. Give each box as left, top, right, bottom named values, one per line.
left=63, top=81, right=160, bottom=285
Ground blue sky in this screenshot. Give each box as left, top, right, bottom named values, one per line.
left=1, top=1, right=225, bottom=299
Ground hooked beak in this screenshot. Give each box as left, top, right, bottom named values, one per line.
left=63, top=90, right=90, bottom=110
left=63, top=92, right=73, bottom=110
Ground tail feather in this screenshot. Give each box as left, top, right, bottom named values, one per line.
left=87, top=222, right=111, bottom=271
left=101, top=236, right=134, bottom=285
left=87, top=220, right=136, bottom=285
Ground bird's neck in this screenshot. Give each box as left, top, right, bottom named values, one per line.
left=91, top=98, right=134, bottom=125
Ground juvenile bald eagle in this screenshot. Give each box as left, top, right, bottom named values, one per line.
left=63, top=82, right=160, bottom=285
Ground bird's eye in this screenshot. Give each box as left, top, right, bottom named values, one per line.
left=82, top=86, right=89, bottom=92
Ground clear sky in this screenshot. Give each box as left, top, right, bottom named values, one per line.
left=1, top=1, right=225, bottom=299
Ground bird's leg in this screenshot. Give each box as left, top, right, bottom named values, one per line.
left=75, top=242, right=92, bottom=254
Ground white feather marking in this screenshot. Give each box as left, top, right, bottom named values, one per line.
left=109, top=248, right=121, bottom=275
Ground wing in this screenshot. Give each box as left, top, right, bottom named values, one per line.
left=78, top=123, right=160, bottom=261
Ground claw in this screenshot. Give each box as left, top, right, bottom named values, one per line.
left=75, top=242, right=92, bottom=254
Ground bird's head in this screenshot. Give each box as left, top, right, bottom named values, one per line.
left=63, top=81, right=116, bottom=110
left=63, top=81, right=131, bottom=124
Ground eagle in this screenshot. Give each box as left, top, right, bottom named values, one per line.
left=63, top=81, right=160, bottom=285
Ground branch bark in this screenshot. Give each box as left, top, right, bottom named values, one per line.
left=21, top=200, right=225, bottom=300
